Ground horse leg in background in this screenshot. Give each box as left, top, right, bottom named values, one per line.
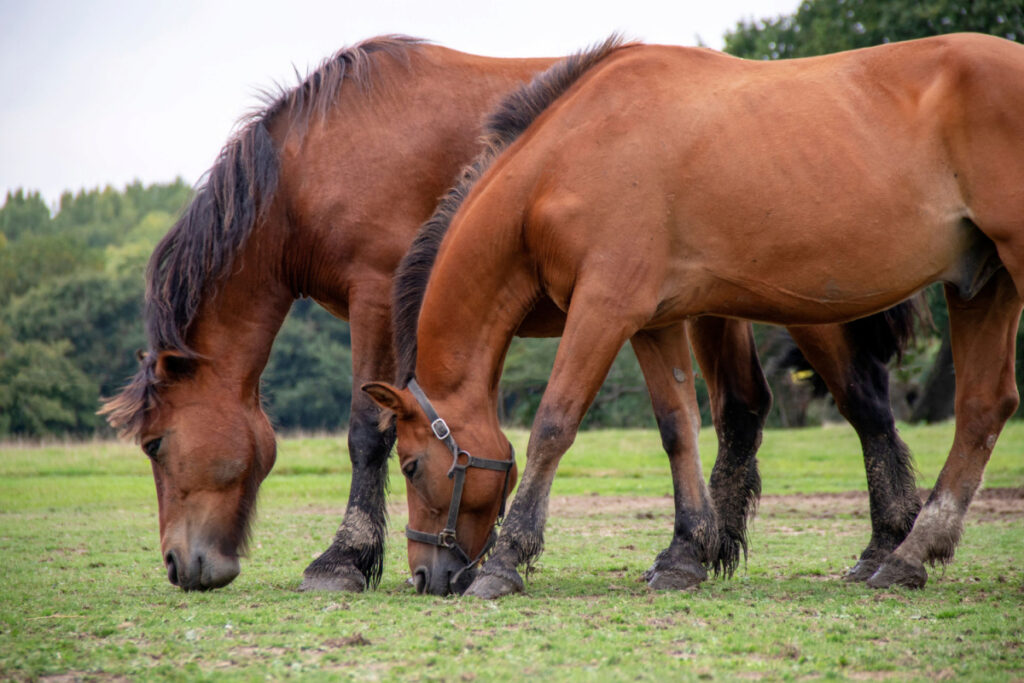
left=689, top=317, right=770, bottom=577
left=786, top=322, right=920, bottom=581
left=464, top=293, right=643, bottom=599
left=301, top=294, right=396, bottom=591
left=632, top=322, right=719, bottom=589
left=869, top=272, right=1022, bottom=588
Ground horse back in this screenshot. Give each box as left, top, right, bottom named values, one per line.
left=492, top=34, right=1024, bottom=324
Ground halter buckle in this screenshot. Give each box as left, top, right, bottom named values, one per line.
left=430, top=417, right=451, bottom=441
left=438, top=529, right=457, bottom=548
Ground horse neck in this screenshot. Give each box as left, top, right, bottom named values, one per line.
left=271, top=47, right=556, bottom=309
left=188, top=213, right=294, bottom=396
left=416, top=206, right=538, bottom=413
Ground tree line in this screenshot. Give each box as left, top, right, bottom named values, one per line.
left=2, top=0, right=1021, bottom=439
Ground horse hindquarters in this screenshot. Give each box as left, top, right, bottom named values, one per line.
left=869, top=271, right=1022, bottom=588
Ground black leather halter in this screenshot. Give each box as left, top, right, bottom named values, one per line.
left=404, top=378, right=515, bottom=571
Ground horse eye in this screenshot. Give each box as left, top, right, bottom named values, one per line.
left=143, top=438, right=163, bottom=460
left=402, top=459, right=418, bottom=480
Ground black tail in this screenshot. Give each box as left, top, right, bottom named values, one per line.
left=844, top=296, right=925, bottom=366
left=777, top=297, right=925, bottom=397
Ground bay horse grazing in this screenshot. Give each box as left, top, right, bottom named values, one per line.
left=100, top=36, right=917, bottom=593
left=368, top=33, right=1023, bottom=598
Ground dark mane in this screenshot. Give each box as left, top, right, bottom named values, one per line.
left=391, top=35, right=628, bottom=385
left=101, top=35, right=427, bottom=440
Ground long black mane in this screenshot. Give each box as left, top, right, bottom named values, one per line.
left=391, top=35, right=627, bottom=385
left=102, top=35, right=426, bottom=439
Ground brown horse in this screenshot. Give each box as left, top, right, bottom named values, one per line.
left=101, top=36, right=917, bottom=592
left=368, top=33, right=1023, bottom=598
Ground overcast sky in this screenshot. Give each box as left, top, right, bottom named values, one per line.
left=1, top=0, right=798, bottom=207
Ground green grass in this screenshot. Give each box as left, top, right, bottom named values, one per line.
left=1, top=422, right=1022, bottom=680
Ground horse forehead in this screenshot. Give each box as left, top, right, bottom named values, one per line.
left=151, top=381, right=254, bottom=434
left=395, top=418, right=435, bottom=456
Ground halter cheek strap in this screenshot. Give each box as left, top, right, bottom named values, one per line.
left=404, top=378, right=515, bottom=571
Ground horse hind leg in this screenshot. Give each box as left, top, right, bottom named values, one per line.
left=868, top=271, right=1022, bottom=589
left=690, top=317, right=770, bottom=577
left=787, top=318, right=921, bottom=582
left=301, top=295, right=395, bottom=592
left=633, top=322, right=718, bottom=589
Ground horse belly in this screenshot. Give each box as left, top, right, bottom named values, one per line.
left=663, top=204, right=971, bottom=326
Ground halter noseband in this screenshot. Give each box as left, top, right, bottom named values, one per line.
left=404, top=378, right=515, bottom=573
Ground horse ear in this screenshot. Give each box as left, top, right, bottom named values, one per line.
left=362, top=382, right=413, bottom=418
left=154, top=350, right=198, bottom=382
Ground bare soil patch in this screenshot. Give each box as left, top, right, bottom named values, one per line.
left=547, top=487, right=1024, bottom=522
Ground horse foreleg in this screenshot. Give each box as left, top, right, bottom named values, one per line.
left=633, top=322, right=718, bottom=590
left=465, top=298, right=640, bottom=599
left=787, top=323, right=920, bottom=582
left=301, top=293, right=395, bottom=591
left=689, top=317, right=771, bottom=577
left=869, top=272, right=1022, bottom=588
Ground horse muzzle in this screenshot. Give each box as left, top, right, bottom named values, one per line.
left=164, top=546, right=240, bottom=591
left=412, top=550, right=477, bottom=596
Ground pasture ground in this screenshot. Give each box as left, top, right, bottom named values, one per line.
left=1, top=423, right=1022, bottom=681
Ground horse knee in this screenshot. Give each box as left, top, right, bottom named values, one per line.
left=959, top=389, right=1019, bottom=430
left=532, top=412, right=578, bottom=463
left=655, top=410, right=697, bottom=456
left=995, top=390, right=1020, bottom=423
left=534, top=418, right=575, bottom=452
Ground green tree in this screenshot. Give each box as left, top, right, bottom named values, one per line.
left=0, top=326, right=97, bottom=437
left=725, top=0, right=1023, bottom=60
left=261, top=300, right=354, bottom=432
left=4, top=271, right=146, bottom=401
left=0, top=190, right=51, bottom=241
left=0, top=181, right=193, bottom=438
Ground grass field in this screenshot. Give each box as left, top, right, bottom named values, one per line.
left=1, top=422, right=1022, bottom=681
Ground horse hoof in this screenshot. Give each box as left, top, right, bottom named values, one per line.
left=646, top=564, right=707, bottom=591
left=844, top=556, right=883, bottom=583
left=866, top=555, right=927, bottom=589
left=463, top=570, right=523, bottom=599
left=298, top=568, right=367, bottom=592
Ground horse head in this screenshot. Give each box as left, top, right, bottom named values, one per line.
left=105, top=349, right=277, bottom=590
left=363, top=380, right=516, bottom=595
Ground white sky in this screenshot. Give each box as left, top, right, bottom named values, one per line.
left=0, top=0, right=798, bottom=207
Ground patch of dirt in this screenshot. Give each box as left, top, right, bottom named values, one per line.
left=322, top=633, right=371, bottom=648
left=547, top=488, right=1024, bottom=522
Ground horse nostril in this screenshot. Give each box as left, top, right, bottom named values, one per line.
left=413, top=566, right=429, bottom=594
left=165, top=551, right=180, bottom=586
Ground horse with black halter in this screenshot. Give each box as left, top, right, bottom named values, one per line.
left=370, top=33, right=1023, bottom=597
left=101, top=36, right=918, bottom=592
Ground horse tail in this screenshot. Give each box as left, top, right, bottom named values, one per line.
left=392, top=35, right=629, bottom=384
left=844, top=295, right=926, bottom=367
left=772, top=296, right=925, bottom=402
